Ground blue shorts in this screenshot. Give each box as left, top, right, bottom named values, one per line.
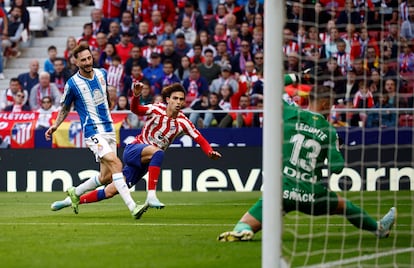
left=122, top=143, right=149, bottom=188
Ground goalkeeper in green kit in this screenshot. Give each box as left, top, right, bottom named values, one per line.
left=218, top=75, right=396, bottom=242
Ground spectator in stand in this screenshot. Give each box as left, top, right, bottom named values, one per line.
left=17, top=59, right=40, bottom=95
left=120, top=0, right=140, bottom=24
left=119, top=10, right=138, bottom=37
left=102, top=0, right=122, bottom=22
left=176, top=1, right=205, bottom=33
left=230, top=40, right=253, bottom=75
left=142, top=52, right=164, bottom=93
left=189, top=43, right=204, bottom=65
left=198, top=30, right=217, bottom=57
left=115, top=30, right=135, bottom=64
left=35, top=96, right=57, bottom=129
left=210, top=64, right=239, bottom=94
left=366, top=93, right=397, bottom=128
left=29, top=72, right=61, bottom=110
left=365, top=45, right=379, bottom=71
left=379, top=59, right=397, bottom=81
left=3, top=90, right=30, bottom=112
left=253, top=51, right=263, bottom=74
left=335, top=38, right=352, bottom=76
left=401, top=5, right=414, bottom=41
left=50, top=57, right=72, bottom=94
left=107, top=55, right=125, bottom=96
left=67, top=54, right=79, bottom=75
left=107, top=85, right=118, bottom=110
left=154, top=59, right=181, bottom=95
left=141, top=33, right=163, bottom=63
left=213, top=23, right=227, bottom=44
left=182, top=66, right=209, bottom=107
left=358, top=26, right=380, bottom=59
left=95, top=32, right=108, bottom=55
left=175, top=33, right=192, bottom=58
left=160, top=39, right=181, bottom=70
left=174, top=55, right=191, bottom=81
left=133, top=21, right=150, bottom=47
left=10, top=0, right=29, bottom=33
left=99, top=42, right=118, bottom=70
left=157, top=22, right=176, bottom=46
left=325, top=27, right=350, bottom=59
left=351, top=57, right=370, bottom=81
left=0, top=78, right=27, bottom=111
left=251, top=27, right=264, bottom=55
left=123, top=64, right=149, bottom=97
left=282, top=26, right=299, bottom=57
left=197, top=48, right=221, bottom=85
left=64, top=36, right=77, bottom=62
left=124, top=45, right=148, bottom=76
left=107, top=21, right=121, bottom=45
left=368, top=69, right=382, bottom=104
left=92, top=48, right=102, bottom=68
left=207, top=3, right=227, bottom=36
left=226, top=27, right=241, bottom=57
left=213, top=40, right=228, bottom=63
left=399, top=41, right=414, bottom=73
left=225, top=13, right=238, bottom=37
left=285, top=0, right=303, bottom=33
left=77, top=23, right=98, bottom=50
left=2, top=6, right=23, bottom=59
left=218, top=83, right=233, bottom=111
left=0, top=6, right=7, bottom=80
left=353, top=80, right=375, bottom=127
left=43, top=46, right=58, bottom=75
left=202, top=92, right=227, bottom=128
left=243, top=0, right=264, bottom=21
left=238, top=60, right=258, bottom=95
left=384, top=78, right=407, bottom=110
left=336, top=0, right=360, bottom=32
left=251, top=13, right=264, bottom=31
left=175, top=16, right=197, bottom=46
left=239, top=22, right=252, bottom=43
left=90, top=8, right=110, bottom=36
left=188, top=91, right=209, bottom=127
left=219, top=94, right=253, bottom=128
left=148, top=10, right=164, bottom=36
left=141, top=0, right=176, bottom=24
left=383, top=22, right=400, bottom=60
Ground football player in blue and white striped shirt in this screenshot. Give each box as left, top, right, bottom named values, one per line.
left=46, top=44, right=147, bottom=219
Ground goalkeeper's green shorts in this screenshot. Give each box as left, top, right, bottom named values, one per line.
left=248, top=178, right=339, bottom=222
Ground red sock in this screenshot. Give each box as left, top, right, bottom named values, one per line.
left=148, top=166, right=161, bottom=190
left=80, top=190, right=99, bottom=204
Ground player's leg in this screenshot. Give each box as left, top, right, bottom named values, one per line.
left=218, top=198, right=262, bottom=242
left=140, top=145, right=165, bottom=209
left=333, top=193, right=396, bottom=238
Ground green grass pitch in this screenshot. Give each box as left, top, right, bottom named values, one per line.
left=0, top=191, right=412, bottom=267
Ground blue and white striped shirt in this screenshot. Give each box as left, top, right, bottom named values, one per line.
left=61, top=68, right=114, bottom=138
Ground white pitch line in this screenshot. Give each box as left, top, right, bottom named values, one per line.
left=0, top=222, right=234, bottom=227
left=301, top=247, right=414, bottom=268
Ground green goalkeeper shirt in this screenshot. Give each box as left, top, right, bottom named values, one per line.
left=283, top=101, right=344, bottom=183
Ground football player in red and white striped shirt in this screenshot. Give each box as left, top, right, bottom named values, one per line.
left=51, top=83, right=221, bottom=216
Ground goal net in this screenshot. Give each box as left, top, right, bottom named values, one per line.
left=280, top=1, right=414, bottom=267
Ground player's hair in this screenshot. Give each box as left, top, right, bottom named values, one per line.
left=309, top=85, right=332, bottom=102
left=72, top=44, right=91, bottom=59
left=161, top=83, right=186, bottom=102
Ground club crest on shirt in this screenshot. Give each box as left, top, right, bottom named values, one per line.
left=93, top=89, right=105, bottom=105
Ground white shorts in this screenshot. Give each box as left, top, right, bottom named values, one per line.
left=85, top=132, right=117, bottom=162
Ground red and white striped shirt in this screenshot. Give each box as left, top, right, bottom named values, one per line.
left=132, top=102, right=201, bottom=150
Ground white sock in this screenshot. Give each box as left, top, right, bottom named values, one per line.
left=62, top=196, right=71, bottom=205
left=112, top=173, right=136, bottom=212
left=147, top=190, right=157, bottom=199
left=75, top=175, right=101, bottom=196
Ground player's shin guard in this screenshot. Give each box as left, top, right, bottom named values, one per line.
left=345, top=199, right=377, bottom=231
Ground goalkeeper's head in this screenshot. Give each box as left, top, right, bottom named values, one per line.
left=308, top=85, right=333, bottom=118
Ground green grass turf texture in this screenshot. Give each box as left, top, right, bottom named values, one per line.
left=0, top=191, right=412, bottom=268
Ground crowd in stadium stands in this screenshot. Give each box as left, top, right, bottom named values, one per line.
left=0, top=0, right=413, bottom=129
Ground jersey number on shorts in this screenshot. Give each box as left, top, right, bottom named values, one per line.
left=289, top=133, right=321, bottom=172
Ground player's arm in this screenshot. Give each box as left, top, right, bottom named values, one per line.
left=130, top=82, right=150, bottom=116
left=327, top=129, right=345, bottom=174
left=45, top=104, right=70, bottom=140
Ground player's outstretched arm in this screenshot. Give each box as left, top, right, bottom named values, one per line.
left=45, top=105, right=70, bottom=141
